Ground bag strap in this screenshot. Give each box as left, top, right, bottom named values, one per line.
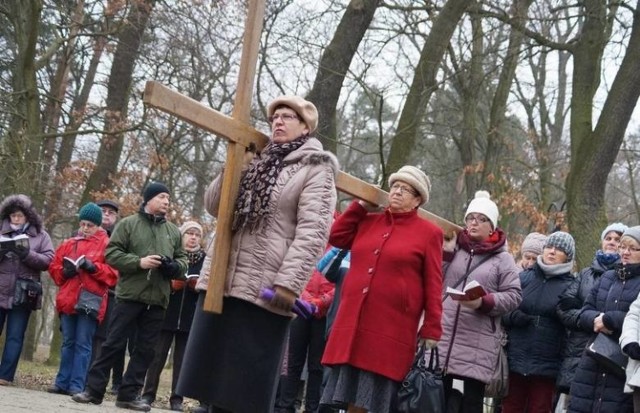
left=443, top=253, right=495, bottom=303
left=428, top=347, right=440, bottom=371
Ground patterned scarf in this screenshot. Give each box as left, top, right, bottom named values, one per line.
left=232, top=134, right=310, bottom=231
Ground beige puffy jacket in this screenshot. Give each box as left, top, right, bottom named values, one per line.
left=196, top=138, right=338, bottom=316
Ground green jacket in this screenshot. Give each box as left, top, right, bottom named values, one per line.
left=106, top=210, right=188, bottom=309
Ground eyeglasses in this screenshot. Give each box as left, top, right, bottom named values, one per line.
left=268, top=113, right=300, bottom=123
left=390, top=183, right=418, bottom=197
left=619, top=245, right=640, bottom=253
left=465, top=214, right=490, bottom=225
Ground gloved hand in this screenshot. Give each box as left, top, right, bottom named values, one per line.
left=15, top=245, right=29, bottom=260
left=420, top=338, right=438, bottom=349
left=62, top=260, right=78, bottom=279
left=271, top=285, right=297, bottom=312
left=79, top=257, right=97, bottom=274
left=558, top=296, right=582, bottom=311
left=159, top=256, right=180, bottom=277
left=624, top=342, right=640, bottom=360
left=508, top=309, right=535, bottom=327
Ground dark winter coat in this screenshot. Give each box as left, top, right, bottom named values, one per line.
left=162, top=250, right=205, bottom=332
left=0, top=195, right=54, bottom=310
left=556, top=256, right=618, bottom=392
left=503, top=261, right=574, bottom=378
left=567, top=264, right=640, bottom=413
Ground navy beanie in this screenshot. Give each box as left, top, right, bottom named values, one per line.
left=78, top=202, right=103, bottom=226
left=143, top=182, right=170, bottom=204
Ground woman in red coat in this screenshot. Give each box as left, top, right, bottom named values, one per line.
left=321, top=165, right=444, bottom=413
left=47, top=203, right=118, bottom=396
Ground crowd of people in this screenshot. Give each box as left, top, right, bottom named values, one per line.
left=2, top=94, right=640, bottom=413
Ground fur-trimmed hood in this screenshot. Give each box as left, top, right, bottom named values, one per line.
left=283, top=137, right=340, bottom=175
left=0, top=194, right=43, bottom=233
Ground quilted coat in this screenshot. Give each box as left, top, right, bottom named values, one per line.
left=321, top=201, right=444, bottom=382
left=49, top=228, right=119, bottom=323
left=195, top=138, right=338, bottom=317
left=438, top=229, right=522, bottom=384
left=567, top=264, right=640, bottom=413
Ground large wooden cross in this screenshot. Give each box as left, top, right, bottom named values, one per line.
left=143, top=0, right=461, bottom=314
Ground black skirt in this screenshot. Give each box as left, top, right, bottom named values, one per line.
left=177, top=294, right=290, bottom=413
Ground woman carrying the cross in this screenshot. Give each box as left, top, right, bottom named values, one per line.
left=177, top=96, right=338, bottom=413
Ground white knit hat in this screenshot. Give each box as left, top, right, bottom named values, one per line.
left=388, top=166, right=432, bottom=205
left=465, top=190, right=499, bottom=229
left=179, top=221, right=203, bottom=236
left=601, top=222, right=628, bottom=241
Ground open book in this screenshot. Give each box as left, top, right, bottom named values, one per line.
left=63, top=255, right=86, bottom=269
left=446, top=280, right=487, bottom=301
left=0, top=234, right=29, bottom=251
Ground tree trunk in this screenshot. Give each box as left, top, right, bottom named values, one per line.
left=81, top=0, right=156, bottom=204
left=567, top=1, right=640, bottom=268
left=385, top=0, right=472, bottom=183
left=306, top=0, right=380, bottom=154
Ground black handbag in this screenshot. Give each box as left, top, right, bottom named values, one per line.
left=485, top=329, right=509, bottom=398
left=397, top=344, right=445, bottom=413
left=586, top=332, right=627, bottom=378
left=13, top=278, right=43, bottom=310
left=74, top=287, right=103, bottom=320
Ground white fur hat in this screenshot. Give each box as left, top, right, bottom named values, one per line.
left=388, top=165, right=431, bottom=205
left=465, top=190, right=499, bottom=229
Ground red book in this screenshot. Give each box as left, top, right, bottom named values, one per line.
left=446, top=280, right=487, bottom=301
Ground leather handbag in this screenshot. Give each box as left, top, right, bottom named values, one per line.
left=586, top=332, right=628, bottom=378
left=485, top=330, right=509, bottom=398
left=74, top=287, right=103, bottom=320
left=13, top=278, right=43, bottom=310
left=397, top=344, right=445, bottom=413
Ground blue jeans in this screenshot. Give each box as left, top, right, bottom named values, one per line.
left=55, top=313, right=97, bottom=393
left=0, top=306, right=32, bottom=382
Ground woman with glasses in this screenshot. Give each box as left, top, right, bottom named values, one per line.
left=438, top=190, right=522, bottom=413
left=501, top=231, right=576, bottom=413
left=567, top=226, right=640, bottom=413
left=320, top=166, right=444, bottom=413
left=556, top=223, right=627, bottom=404
left=177, top=96, right=338, bottom=413
left=47, top=203, right=118, bottom=396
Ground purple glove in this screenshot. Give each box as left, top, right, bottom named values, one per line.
left=260, top=288, right=316, bottom=319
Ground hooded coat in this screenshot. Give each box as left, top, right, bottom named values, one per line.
left=438, top=229, right=522, bottom=384
left=48, top=228, right=119, bottom=323
left=0, top=195, right=54, bottom=310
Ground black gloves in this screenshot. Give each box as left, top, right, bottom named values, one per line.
left=624, top=342, right=640, bottom=360
left=508, top=309, right=536, bottom=327
left=558, top=296, right=583, bottom=311
left=62, top=260, right=78, bottom=279
left=159, top=256, right=180, bottom=277
left=14, top=245, right=29, bottom=260
left=79, top=258, right=97, bottom=274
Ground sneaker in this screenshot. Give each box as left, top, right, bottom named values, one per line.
left=72, top=391, right=103, bottom=405
left=46, top=385, right=69, bottom=395
left=115, top=398, right=151, bottom=412
left=0, top=379, right=11, bottom=386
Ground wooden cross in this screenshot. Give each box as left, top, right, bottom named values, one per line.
left=143, top=0, right=461, bottom=314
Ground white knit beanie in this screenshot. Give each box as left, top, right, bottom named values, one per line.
left=179, top=221, right=203, bottom=236
left=601, top=222, right=628, bottom=241
left=388, top=166, right=432, bottom=205
left=464, top=190, right=499, bottom=229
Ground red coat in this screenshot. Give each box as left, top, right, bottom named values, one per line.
left=49, top=229, right=118, bottom=323
left=301, top=269, right=335, bottom=318
left=321, top=201, right=443, bottom=381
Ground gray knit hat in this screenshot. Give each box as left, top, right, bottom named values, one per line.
left=521, top=232, right=547, bottom=256
left=601, top=222, right=628, bottom=241
left=545, top=231, right=575, bottom=261
left=622, top=226, right=640, bottom=245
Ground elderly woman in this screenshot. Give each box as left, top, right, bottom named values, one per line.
left=177, top=96, right=338, bottom=413
left=438, top=190, right=522, bottom=413
left=502, top=231, right=576, bottom=412
left=320, top=165, right=444, bottom=413
left=47, top=203, right=118, bottom=396
left=557, top=223, right=627, bottom=399
left=517, top=232, right=547, bottom=271
left=567, top=226, right=640, bottom=413
left=0, top=194, right=54, bottom=385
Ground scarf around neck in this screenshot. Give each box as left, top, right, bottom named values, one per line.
left=233, top=134, right=310, bottom=231
left=536, top=255, right=574, bottom=276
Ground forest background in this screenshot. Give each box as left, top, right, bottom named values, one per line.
left=2, top=0, right=640, bottom=365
